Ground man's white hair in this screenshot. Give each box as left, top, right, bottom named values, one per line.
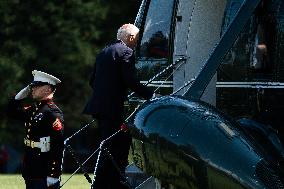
left=117, top=24, right=139, bottom=41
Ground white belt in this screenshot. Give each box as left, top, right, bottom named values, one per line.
left=24, top=137, right=50, bottom=152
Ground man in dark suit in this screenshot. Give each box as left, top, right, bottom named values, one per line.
left=83, top=24, right=154, bottom=189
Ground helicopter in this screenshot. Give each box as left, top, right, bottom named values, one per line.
left=124, top=0, right=284, bottom=188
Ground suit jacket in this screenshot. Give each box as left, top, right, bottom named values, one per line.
left=83, top=40, right=153, bottom=119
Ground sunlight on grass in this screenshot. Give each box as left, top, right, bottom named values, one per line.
left=0, top=174, right=93, bottom=189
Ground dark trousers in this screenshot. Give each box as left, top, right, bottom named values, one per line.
left=92, top=117, right=132, bottom=189
left=25, top=179, right=60, bottom=189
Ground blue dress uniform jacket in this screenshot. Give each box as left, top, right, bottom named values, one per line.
left=7, top=99, right=64, bottom=179
left=83, top=40, right=153, bottom=119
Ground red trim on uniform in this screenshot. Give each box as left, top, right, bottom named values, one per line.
left=23, top=106, right=32, bottom=110
left=52, top=118, right=62, bottom=131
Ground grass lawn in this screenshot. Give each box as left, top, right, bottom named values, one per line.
left=0, top=174, right=93, bottom=189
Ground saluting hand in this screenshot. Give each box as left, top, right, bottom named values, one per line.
left=15, top=85, right=31, bottom=100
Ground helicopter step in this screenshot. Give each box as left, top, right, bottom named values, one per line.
left=135, top=177, right=160, bottom=189
left=125, top=164, right=161, bottom=189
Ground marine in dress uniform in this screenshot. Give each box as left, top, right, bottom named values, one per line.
left=7, top=70, right=64, bottom=189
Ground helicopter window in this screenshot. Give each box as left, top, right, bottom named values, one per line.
left=250, top=24, right=268, bottom=70
left=137, top=0, right=175, bottom=59
left=143, top=105, right=189, bottom=138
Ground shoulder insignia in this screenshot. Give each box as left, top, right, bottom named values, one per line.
left=52, top=118, right=63, bottom=131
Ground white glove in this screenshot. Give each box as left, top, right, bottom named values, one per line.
left=15, top=85, right=31, bottom=100
left=47, top=176, right=59, bottom=187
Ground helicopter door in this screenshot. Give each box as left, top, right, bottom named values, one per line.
left=134, top=0, right=177, bottom=97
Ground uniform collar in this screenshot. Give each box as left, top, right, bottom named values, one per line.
left=35, top=98, right=54, bottom=107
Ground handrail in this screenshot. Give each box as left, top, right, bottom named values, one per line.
left=128, top=56, right=187, bottom=98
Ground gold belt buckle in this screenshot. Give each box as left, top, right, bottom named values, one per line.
left=31, top=141, right=35, bottom=148
left=24, top=139, right=34, bottom=148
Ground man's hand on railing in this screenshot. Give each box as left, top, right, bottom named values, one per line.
left=152, top=93, right=162, bottom=98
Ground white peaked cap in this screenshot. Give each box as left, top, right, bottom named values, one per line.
left=32, top=70, right=61, bottom=85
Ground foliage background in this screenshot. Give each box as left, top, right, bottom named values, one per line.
left=0, top=0, right=141, bottom=172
